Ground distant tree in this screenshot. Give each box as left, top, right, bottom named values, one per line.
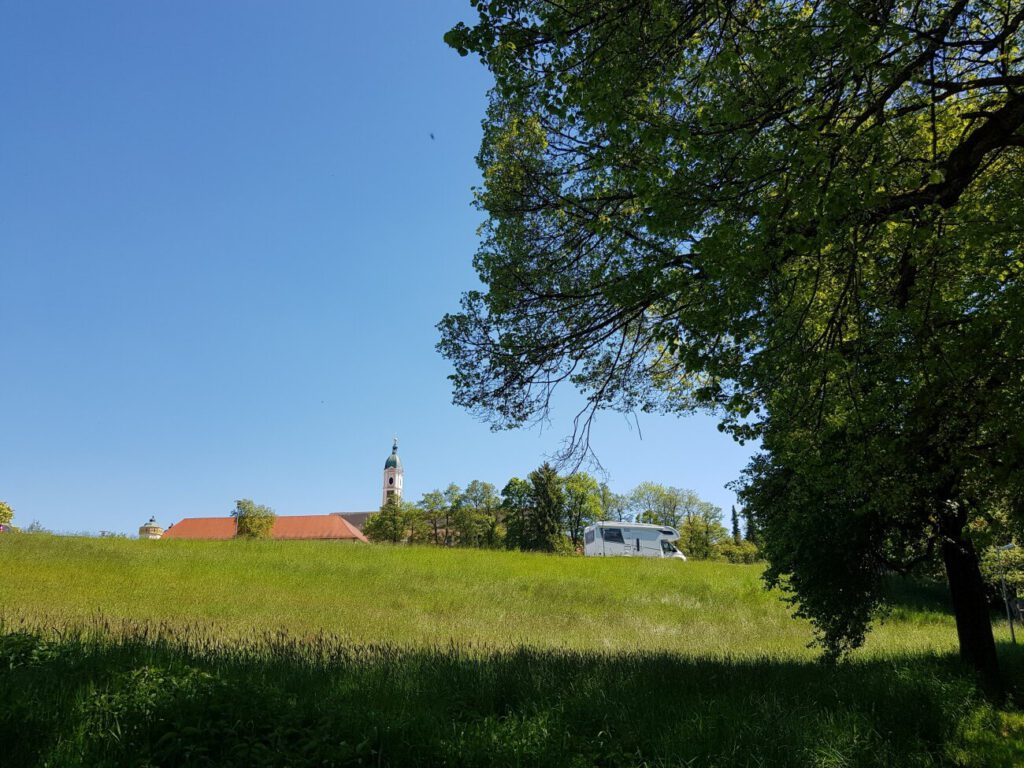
left=457, top=480, right=502, bottom=547
left=232, top=499, right=276, bottom=539
left=471, top=480, right=505, bottom=548
left=0, top=501, right=13, bottom=529
left=23, top=520, right=49, bottom=534
left=403, top=501, right=431, bottom=545
left=526, top=463, right=565, bottom=552
left=741, top=507, right=759, bottom=546
left=563, top=472, right=601, bottom=549
left=443, top=483, right=462, bottom=546
left=678, top=503, right=729, bottom=560
left=629, top=482, right=666, bottom=525
left=598, top=483, right=629, bottom=522
left=418, top=490, right=448, bottom=545
left=731, top=506, right=742, bottom=545
left=364, top=495, right=407, bottom=544
left=630, top=484, right=705, bottom=529
left=501, top=477, right=532, bottom=550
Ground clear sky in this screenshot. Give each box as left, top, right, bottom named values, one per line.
left=1, top=1, right=755, bottom=534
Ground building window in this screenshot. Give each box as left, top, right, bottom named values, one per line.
left=602, top=528, right=624, bottom=544
left=389, top=477, right=394, bottom=485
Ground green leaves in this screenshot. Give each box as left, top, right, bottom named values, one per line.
left=233, top=499, right=275, bottom=540
left=442, top=0, right=1024, bottom=671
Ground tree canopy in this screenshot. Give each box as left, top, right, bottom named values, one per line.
left=0, top=501, right=13, bottom=529
left=232, top=499, right=276, bottom=539
left=563, top=471, right=602, bottom=547
left=441, top=0, right=1024, bottom=686
left=364, top=496, right=428, bottom=544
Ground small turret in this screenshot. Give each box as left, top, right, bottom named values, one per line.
left=138, top=516, right=164, bottom=540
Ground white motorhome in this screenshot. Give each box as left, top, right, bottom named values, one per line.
left=583, top=521, right=687, bottom=560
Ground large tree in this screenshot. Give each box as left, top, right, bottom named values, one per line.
left=441, top=0, right=1024, bottom=687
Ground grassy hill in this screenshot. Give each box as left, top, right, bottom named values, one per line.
left=2, top=534, right=1022, bottom=766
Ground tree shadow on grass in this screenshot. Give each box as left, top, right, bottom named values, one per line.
left=882, top=575, right=954, bottom=614
left=1, top=629, right=1022, bottom=768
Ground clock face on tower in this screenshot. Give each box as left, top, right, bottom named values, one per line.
left=389, top=477, right=394, bottom=485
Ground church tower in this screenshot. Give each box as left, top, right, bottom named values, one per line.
left=382, top=437, right=404, bottom=506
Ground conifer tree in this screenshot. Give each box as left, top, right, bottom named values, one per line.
left=526, top=463, right=565, bottom=552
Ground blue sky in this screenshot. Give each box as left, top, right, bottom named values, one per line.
left=1, top=1, right=754, bottom=534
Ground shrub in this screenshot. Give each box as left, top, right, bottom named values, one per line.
left=715, top=540, right=761, bottom=564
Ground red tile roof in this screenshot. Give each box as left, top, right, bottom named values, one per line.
left=272, top=514, right=367, bottom=541
left=163, top=517, right=235, bottom=539
left=163, top=514, right=368, bottom=542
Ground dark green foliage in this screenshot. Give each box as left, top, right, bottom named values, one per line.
left=742, top=507, right=759, bottom=546
left=525, top=463, right=565, bottom=552
left=2, top=627, right=1022, bottom=768
left=364, top=497, right=427, bottom=544
left=741, top=447, right=890, bottom=658
left=502, top=466, right=572, bottom=552
left=233, top=499, right=275, bottom=539
left=501, top=477, right=532, bottom=550
left=731, top=506, right=741, bottom=545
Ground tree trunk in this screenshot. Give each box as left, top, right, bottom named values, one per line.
left=941, top=527, right=1002, bottom=696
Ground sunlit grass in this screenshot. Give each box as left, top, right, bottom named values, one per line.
left=0, top=534, right=985, bottom=657
left=2, top=534, right=1022, bottom=767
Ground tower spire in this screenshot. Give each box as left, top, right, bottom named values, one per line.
left=382, top=436, right=404, bottom=506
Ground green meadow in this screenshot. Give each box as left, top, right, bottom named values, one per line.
left=2, top=535, right=1022, bottom=766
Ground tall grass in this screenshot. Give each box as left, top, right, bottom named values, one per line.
left=2, top=534, right=1003, bottom=655
left=2, top=535, right=1022, bottom=766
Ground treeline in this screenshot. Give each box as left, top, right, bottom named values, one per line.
left=364, top=463, right=760, bottom=562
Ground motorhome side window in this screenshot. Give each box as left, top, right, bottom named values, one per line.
left=584, top=529, right=595, bottom=545
left=602, top=528, right=624, bottom=544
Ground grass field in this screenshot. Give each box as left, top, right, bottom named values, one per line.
left=2, top=534, right=1022, bottom=766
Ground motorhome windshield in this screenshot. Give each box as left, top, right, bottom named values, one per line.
left=660, top=540, right=675, bottom=555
